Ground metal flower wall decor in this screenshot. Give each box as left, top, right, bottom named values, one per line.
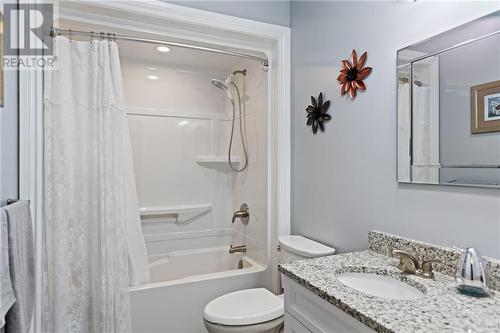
left=306, top=92, right=331, bottom=134
left=337, top=49, right=372, bottom=99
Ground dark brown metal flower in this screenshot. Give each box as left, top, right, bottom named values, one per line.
left=306, top=92, right=331, bottom=134
left=337, top=50, right=372, bottom=99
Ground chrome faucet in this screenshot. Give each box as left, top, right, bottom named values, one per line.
left=232, top=203, right=249, bottom=225
left=392, top=249, right=442, bottom=279
left=229, top=244, right=247, bottom=254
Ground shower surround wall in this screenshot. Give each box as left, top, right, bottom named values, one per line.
left=122, top=56, right=268, bottom=266
left=226, top=61, right=268, bottom=264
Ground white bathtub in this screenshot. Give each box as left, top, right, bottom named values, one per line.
left=130, top=246, right=266, bottom=333
left=146, top=246, right=262, bottom=284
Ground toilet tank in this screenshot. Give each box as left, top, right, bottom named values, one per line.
left=278, top=235, right=335, bottom=263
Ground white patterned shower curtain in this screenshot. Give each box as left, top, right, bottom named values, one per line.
left=397, top=82, right=411, bottom=182
left=42, top=36, right=149, bottom=333
left=412, top=85, right=440, bottom=183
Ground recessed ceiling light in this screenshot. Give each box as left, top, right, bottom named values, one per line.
left=147, top=75, right=159, bottom=80
left=156, top=46, right=170, bottom=53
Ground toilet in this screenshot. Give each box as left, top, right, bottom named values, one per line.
left=203, top=235, right=335, bottom=333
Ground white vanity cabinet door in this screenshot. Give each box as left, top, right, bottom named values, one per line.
left=282, top=275, right=376, bottom=333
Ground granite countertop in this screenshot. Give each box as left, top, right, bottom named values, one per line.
left=279, top=250, right=500, bottom=333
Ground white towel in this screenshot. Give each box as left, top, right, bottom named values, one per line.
left=3, top=201, right=34, bottom=333
left=0, top=209, right=15, bottom=328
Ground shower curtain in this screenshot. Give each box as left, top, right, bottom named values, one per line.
left=397, top=82, right=410, bottom=182
left=412, top=84, right=439, bottom=183
left=42, top=36, right=149, bottom=332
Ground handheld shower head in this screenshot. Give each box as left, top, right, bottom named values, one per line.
left=210, top=78, right=227, bottom=91
left=211, top=78, right=234, bottom=103
left=210, top=74, right=249, bottom=173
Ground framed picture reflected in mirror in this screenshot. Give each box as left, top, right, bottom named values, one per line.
left=471, top=80, right=500, bottom=134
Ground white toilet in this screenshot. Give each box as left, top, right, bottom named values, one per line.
left=203, top=235, right=335, bottom=333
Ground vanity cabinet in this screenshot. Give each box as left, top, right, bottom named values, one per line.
left=282, top=275, right=375, bottom=333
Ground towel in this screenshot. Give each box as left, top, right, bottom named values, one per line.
left=0, top=209, right=15, bottom=328
left=3, top=201, right=34, bottom=333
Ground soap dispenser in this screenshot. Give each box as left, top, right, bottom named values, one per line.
left=455, top=247, right=488, bottom=297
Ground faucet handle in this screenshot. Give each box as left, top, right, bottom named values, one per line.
left=232, top=203, right=250, bottom=225
left=392, top=249, right=420, bottom=274
left=418, top=259, right=442, bottom=279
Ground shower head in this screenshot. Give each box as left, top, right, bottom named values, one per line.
left=211, top=69, right=246, bottom=91
left=211, top=78, right=234, bottom=102
left=211, top=79, right=228, bottom=91
left=211, top=75, right=248, bottom=172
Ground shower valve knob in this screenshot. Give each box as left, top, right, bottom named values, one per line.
left=232, top=203, right=249, bottom=225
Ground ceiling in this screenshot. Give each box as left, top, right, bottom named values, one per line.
left=116, top=39, right=245, bottom=73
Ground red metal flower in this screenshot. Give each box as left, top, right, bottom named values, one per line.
left=337, top=50, right=372, bottom=99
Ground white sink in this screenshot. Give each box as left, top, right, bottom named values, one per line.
left=336, top=272, right=425, bottom=300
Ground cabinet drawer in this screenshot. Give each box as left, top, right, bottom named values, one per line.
left=284, top=312, right=313, bottom=333
left=282, top=275, right=375, bottom=333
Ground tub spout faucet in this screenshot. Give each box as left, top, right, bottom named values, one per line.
left=232, top=203, right=249, bottom=225
left=229, top=245, right=247, bottom=254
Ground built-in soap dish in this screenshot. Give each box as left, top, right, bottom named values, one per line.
left=139, top=204, right=212, bottom=223
left=195, top=156, right=241, bottom=172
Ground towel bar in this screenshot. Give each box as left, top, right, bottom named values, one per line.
left=4, top=199, right=30, bottom=207
left=6, top=198, right=19, bottom=205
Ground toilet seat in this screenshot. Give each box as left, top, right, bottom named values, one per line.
left=203, top=288, right=284, bottom=326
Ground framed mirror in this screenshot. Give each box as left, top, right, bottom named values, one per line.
left=397, top=10, right=500, bottom=188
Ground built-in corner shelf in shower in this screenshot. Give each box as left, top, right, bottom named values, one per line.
left=139, top=204, right=212, bottom=224
left=195, top=156, right=241, bottom=172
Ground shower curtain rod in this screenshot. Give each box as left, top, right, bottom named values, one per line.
left=50, top=27, right=269, bottom=66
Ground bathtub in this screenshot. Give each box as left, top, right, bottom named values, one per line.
left=146, top=246, right=262, bottom=284
left=130, top=246, right=266, bottom=333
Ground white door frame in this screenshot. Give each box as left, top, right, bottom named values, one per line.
left=19, top=2, right=290, bottom=331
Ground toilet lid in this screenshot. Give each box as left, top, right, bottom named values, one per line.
left=203, top=288, right=284, bottom=326
left=278, top=235, right=336, bottom=257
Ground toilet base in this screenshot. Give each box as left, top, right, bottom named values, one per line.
left=203, top=316, right=284, bottom=333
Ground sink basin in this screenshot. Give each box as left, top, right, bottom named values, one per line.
left=336, top=272, right=425, bottom=300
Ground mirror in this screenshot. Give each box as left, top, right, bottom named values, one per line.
left=397, top=11, right=500, bottom=188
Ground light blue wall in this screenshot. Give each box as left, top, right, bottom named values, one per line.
left=291, top=1, right=500, bottom=257
left=168, top=1, right=290, bottom=26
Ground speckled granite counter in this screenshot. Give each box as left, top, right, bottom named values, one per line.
left=279, top=233, right=500, bottom=333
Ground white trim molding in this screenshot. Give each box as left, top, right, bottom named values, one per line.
left=18, top=2, right=44, bottom=332
left=20, top=1, right=291, bottom=329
